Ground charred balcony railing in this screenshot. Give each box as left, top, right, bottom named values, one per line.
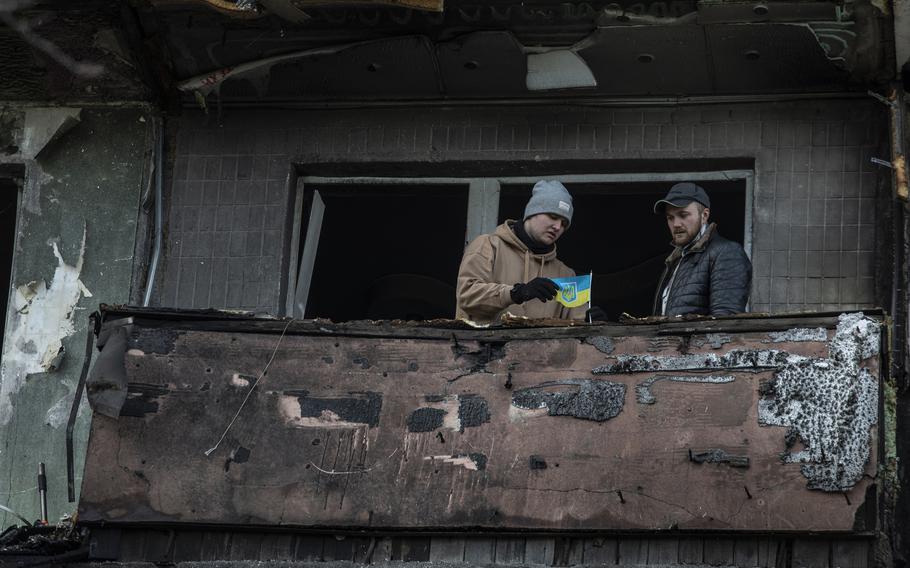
left=74, top=306, right=888, bottom=565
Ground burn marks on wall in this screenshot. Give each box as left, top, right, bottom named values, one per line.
left=281, top=391, right=383, bottom=428
left=594, top=349, right=804, bottom=374
left=511, top=379, right=626, bottom=422
left=758, top=313, right=880, bottom=492
left=120, top=383, right=170, bottom=417
left=688, top=448, right=750, bottom=468
left=128, top=328, right=180, bottom=355
left=406, top=407, right=446, bottom=432
left=406, top=394, right=491, bottom=433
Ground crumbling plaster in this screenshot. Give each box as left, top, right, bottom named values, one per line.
left=0, top=107, right=151, bottom=529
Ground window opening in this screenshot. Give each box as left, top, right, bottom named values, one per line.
left=499, top=179, right=747, bottom=321
left=293, top=172, right=751, bottom=322
left=297, top=183, right=469, bottom=321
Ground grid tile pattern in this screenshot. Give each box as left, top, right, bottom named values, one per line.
left=161, top=101, right=887, bottom=315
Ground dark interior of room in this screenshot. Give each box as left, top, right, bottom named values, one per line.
left=499, top=179, right=747, bottom=320
left=299, top=178, right=746, bottom=322
left=303, top=184, right=469, bottom=321
left=0, top=177, right=18, bottom=342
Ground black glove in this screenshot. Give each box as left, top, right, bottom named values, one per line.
left=585, top=306, right=608, bottom=322
left=510, top=277, right=559, bottom=304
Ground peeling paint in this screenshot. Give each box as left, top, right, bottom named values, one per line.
left=230, top=373, right=251, bottom=387
left=0, top=228, right=91, bottom=426
left=758, top=313, right=880, bottom=491
left=635, top=375, right=735, bottom=404
left=764, top=327, right=828, bottom=343
left=511, top=379, right=625, bottom=422
left=424, top=453, right=487, bottom=471
left=593, top=349, right=806, bottom=374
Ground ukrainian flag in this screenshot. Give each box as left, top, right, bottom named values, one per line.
left=551, top=274, right=592, bottom=308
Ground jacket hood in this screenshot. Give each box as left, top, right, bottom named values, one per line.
left=496, top=220, right=560, bottom=261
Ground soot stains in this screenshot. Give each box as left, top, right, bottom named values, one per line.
left=119, top=383, right=169, bottom=417
left=688, top=448, right=750, bottom=468
left=467, top=453, right=487, bottom=471
left=292, top=391, right=383, bottom=427
left=758, top=313, right=880, bottom=492
left=224, top=446, right=251, bottom=472
left=635, top=375, right=735, bottom=404
left=451, top=339, right=506, bottom=376
left=512, top=379, right=625, bottom=422
left=458, top=395, right=491, bottom=431
left=407, top=408, right=446, bottom=432
left=529, top=455, right=548, bottom=470
left=128, top=329, right=180, bottom=355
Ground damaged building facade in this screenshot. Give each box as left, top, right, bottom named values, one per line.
left=1, top=0, right=910, bottom=566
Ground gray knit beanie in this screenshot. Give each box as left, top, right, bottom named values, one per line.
left=523, top=180, right=573, bottom=226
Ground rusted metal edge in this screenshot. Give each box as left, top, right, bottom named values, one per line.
left=97, top=304, right=885, bottom=341
left=74, top=520, right=879, bottom=539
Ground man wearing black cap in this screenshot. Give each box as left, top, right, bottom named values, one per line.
left=652, top=182, right=752, bottom=317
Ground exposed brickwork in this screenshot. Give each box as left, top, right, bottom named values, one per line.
left=161, top=101, right=887, bottom=315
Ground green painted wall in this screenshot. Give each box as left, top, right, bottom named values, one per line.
left=0, top=107, right=151, bottom=528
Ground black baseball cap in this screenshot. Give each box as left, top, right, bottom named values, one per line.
left=653, top=182, right=711, bottom=214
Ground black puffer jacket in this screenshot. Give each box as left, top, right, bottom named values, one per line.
left=652, top=223, right=752, bottom=316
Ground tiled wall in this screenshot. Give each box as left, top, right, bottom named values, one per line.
left=159, top=100, right=887, bottom=315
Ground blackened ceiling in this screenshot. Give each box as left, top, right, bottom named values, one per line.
left=0, top=0, right=895, bottom=104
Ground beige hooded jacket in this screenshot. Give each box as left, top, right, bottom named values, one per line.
left=455, top=221, right=586, bottom=324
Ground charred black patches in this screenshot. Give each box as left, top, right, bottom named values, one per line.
left=407, top=408, right=446, bottom=432
left=688, top=448, right=750, bottom=468
left=225, top=446, right=251, bottom=472
left=288, top=391, right=383, bottom=427
left=120, top=383, right=169, bottom=417
left=458, top=394, right=491, bottom=431
left=529, top=455, right=548, bottom=470
left=584, top=336, right=615, bottom=355
left=128, top=329, right=180, bottom=355
left=511, top=379, right=626, bottom=422
left=451, top=339, right=506, bottom=376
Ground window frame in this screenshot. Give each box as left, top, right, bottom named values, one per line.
left=285, top=170, right=754, bottom=319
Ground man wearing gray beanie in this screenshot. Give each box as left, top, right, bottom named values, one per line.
left=456, top=180, right=596, bottom=324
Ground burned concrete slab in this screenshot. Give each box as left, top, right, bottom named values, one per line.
left=78, top=308, right=882, bottom=532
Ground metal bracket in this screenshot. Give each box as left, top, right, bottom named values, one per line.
left=871, top=157, right=894, bottom=169
left=868, top=89, right=897, bottom=108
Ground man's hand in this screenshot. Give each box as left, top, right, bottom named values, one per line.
left=585, top=306, right=608, bottom=322
left=510, top=277, right=559, bottom=304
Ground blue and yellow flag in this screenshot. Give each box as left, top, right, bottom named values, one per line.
left=551, top=274, right=592, bottom=308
